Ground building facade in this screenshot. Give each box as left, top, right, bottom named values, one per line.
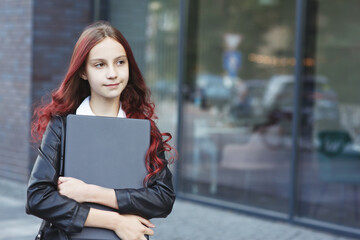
left=0, top=0, right=359, bottom=237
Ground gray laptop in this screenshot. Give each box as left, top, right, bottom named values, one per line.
left=64, top=114, right=150, bottom=240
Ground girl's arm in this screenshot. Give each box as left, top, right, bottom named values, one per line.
left=114, top=158, right=176, bottom=219
left=57, top=176, right=119, bottom=209
left=84, top=208, right=154, bottom=240
left=58, top=151, right=175, bottom=219
left=26, top=116, right=90, bottom=233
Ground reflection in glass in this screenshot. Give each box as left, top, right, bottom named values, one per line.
left=145, top=0, right=180, bottom=143
left=179, top=0, right=296, bottom=213
left=296, top=0, right=360, bottom=228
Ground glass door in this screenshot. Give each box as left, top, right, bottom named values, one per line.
left=178, top=0, right=297, bottom=213
left=296, top=0, right=360, bottom=229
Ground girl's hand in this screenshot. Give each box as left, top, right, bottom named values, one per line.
left=113, top=214, right=155, bottom=240
left=57, top=177, right=89, bottom=203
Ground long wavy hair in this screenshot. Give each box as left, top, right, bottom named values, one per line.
left=31, top=21, right=175, bottom=183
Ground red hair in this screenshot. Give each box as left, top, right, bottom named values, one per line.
left=31, top=21, right=175, bottom=183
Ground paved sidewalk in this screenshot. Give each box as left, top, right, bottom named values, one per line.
left=0, top=177, right=356, bottom=240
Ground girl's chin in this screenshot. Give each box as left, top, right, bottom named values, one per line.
left=91, top=95, right=121, bottom=101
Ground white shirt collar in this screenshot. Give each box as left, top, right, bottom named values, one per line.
left=76, top=96, right=126, bottom=118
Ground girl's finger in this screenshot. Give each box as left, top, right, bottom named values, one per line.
left=58, top=177, right=66, bottom=184
left=137, top=217, right=155, bottom=228
left=144, top=227, right=154, bottom=236
left=58, top=177, right=72, bottom=182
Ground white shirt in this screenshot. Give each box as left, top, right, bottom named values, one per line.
left=76, top=96, right=126, bottom=118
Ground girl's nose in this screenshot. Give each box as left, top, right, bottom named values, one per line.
left=106, top=66, right=117, bottom=79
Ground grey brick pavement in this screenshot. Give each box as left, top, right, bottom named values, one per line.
left=0, top=177, right=356, bottom=240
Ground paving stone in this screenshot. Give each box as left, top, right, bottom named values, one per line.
left=0, top=177, right=357, bottom=240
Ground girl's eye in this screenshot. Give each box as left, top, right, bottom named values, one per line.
left=117, top=60, right=126, bottom=65
left=95, top=63, right=104, bottom=68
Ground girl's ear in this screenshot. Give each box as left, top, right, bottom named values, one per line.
left=80, top=72, right=88, bottom=80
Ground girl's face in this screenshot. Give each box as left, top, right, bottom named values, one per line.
left=82, top=37, right=129, bottom=102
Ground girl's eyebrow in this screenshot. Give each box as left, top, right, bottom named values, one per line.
left=89, top=55, right=127, bottom=62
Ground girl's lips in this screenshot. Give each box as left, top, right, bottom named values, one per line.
left=104, top=83, right=120, bottom=87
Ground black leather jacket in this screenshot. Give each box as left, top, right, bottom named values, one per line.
left=26, top=115, right=175, bottom=236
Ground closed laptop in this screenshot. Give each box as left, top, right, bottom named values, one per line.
left=64, top=114, right=150, bottom=240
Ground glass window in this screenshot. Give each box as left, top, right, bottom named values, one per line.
left=145, top=0, right=180, bottom=147
left=107, top=0, right=180, bottom=146
left=296, top=0, right=360, bottom=229
left=178, top=0, right=296, bottom=213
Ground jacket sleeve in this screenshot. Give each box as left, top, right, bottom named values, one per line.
left=114, top=150, right=176, bottom=219
left=26, top=116, right=90, bottom=233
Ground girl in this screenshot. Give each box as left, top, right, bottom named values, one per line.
left=26, top=21, right=176, bottom=240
